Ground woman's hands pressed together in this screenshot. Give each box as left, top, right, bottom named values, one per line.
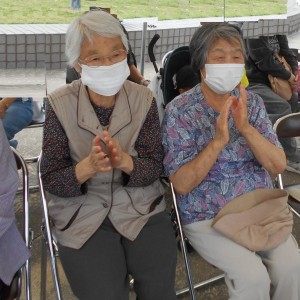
left=88, top=135, right=112, bottom=173
left=215, top=85, right=249, bottom=147
left=76, top=131, right=134, bottom=184
left=102, top=130, right=126, bottom=169
left=230, top=84, right=250, bottom=135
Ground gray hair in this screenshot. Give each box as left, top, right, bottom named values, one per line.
left=190, top=23, right=246, bottom=75
left=65, top=10, right=129, bottom=67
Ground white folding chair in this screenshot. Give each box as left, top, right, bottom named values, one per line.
left=11, top=147, right=33, bottom=300
left=37, top=152, right=63, bottom=300
left=170, top=183, right=225, bottom=299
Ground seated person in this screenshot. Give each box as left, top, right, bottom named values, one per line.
left=162, top=23, right=300, bottom=300
left=0, top=97, right=33, bottom=148
left=174, top=65, right=199, bottom=94
left=66, top=7, right=150, bottom=87
left=41, top=10, right=177, bottom=300
left=245, top=35, right=300, bottom=173
left=0, top=119, right=30, bottom=294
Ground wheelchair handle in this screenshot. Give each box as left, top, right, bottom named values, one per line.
left=148, top=34, right=160, bottom=73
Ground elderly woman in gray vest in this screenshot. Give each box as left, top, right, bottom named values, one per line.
left=41, top=10, right=177, bottom=300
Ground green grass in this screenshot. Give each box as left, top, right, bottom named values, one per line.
left=0, top=0, right=287, bottom=24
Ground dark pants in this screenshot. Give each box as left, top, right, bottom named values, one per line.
left=58, top=211, right=177, bottom=300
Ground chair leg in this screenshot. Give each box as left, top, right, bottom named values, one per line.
left=170, top=183, right=225, bottom=298
left=40, top=233, right=63, bottom=300
left=176, top=274, right=225, bottom=297
left=176, top=238, right=197, bottom=299
left=38, top=153, right=63, bottom=300
left=40, top=236, right=48, bottom=300
left=49, top=254, right=63, bottom=300
left=24, top=259, right=31, bottom=300
left=289, top=205, right=300, bottom=219
left=170, top=184, right=197, bottom=300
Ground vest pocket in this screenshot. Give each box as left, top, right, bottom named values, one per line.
left=47, top=192, right=87, bottom=231
left=60, top=204, right=83, bottom=231
left=124, top=179, right=165, bottom=215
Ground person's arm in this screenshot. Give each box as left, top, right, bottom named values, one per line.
left=163, top=86, right=286, bottom=196
left=76, top=98, right=163, bottom=186
left=128, top=64, right=151, bottom=86
left=170, top=137, right=224, bottom=195
left=162, top=96, right=232, bottom=195
left=232, top=87, right=286, bottom=174
left=171, top=99, right=235, bottom=195
left=125, top=98, right=163, bottom=186
left=68, top=98, right=163, bottom=188
left=240, top=124, right=286, bottom=174
left=41, top=100, right=85, bottom=197
left=0, top=97, right=17, bottom=118
left=120, top=21, right=150, bottom=86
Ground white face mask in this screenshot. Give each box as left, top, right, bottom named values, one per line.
left=204, top=64, right=245, bottom=95
left=80, top=58, right=130, bottom=96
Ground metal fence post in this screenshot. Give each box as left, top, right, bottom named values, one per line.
left=139, top=22, right=147, bottom=76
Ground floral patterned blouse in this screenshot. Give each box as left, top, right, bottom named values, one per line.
left=162, top=84, right=282, bottom=225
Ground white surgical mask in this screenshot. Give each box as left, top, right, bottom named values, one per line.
left=80, top=58, right=130, bottom=96
left=204, top=64, right=245, bottom=95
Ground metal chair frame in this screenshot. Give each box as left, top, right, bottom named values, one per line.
left=23, top=121, right=44, bottom=165
left=20, top=99, right=46, bottom=193
left=37, top=153, right=63, bottom=300
left=273, top=112, right=300, bottom=219
left=170, top=183, right=224, bottom=299
left=11, top=147, right=33, bottom=300
left=24, top=98, right=46, bottom=164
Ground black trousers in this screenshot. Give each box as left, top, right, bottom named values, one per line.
left=58, top=211, right=177, bottom=300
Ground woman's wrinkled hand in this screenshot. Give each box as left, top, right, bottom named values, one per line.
left=231, top=84, right=250, bottom=134
left=214, top=95, right=232, bottom=147
left=88, top=135, right=112, bottom=173
left=79, top=131, right=133, bottom=180
left=103, top=130, right=124, bottom=169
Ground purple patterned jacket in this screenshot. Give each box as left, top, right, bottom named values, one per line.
left=162, top=85, right=282, bottom=225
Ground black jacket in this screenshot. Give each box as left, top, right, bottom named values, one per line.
left=245, top=35, right=298, bottom=87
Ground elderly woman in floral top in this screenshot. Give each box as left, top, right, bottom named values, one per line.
left=162, top=23, right=300, bottom=300
left=41, top=10, right=177, bottom=300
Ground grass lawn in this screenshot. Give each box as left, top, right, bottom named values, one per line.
left=0, top=0, right=287, bottom=24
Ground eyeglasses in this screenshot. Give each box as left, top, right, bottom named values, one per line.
left=78, top=49, right=127, bottom=67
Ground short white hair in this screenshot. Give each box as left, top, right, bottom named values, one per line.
left=65, top=10, right=129, bottom=67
